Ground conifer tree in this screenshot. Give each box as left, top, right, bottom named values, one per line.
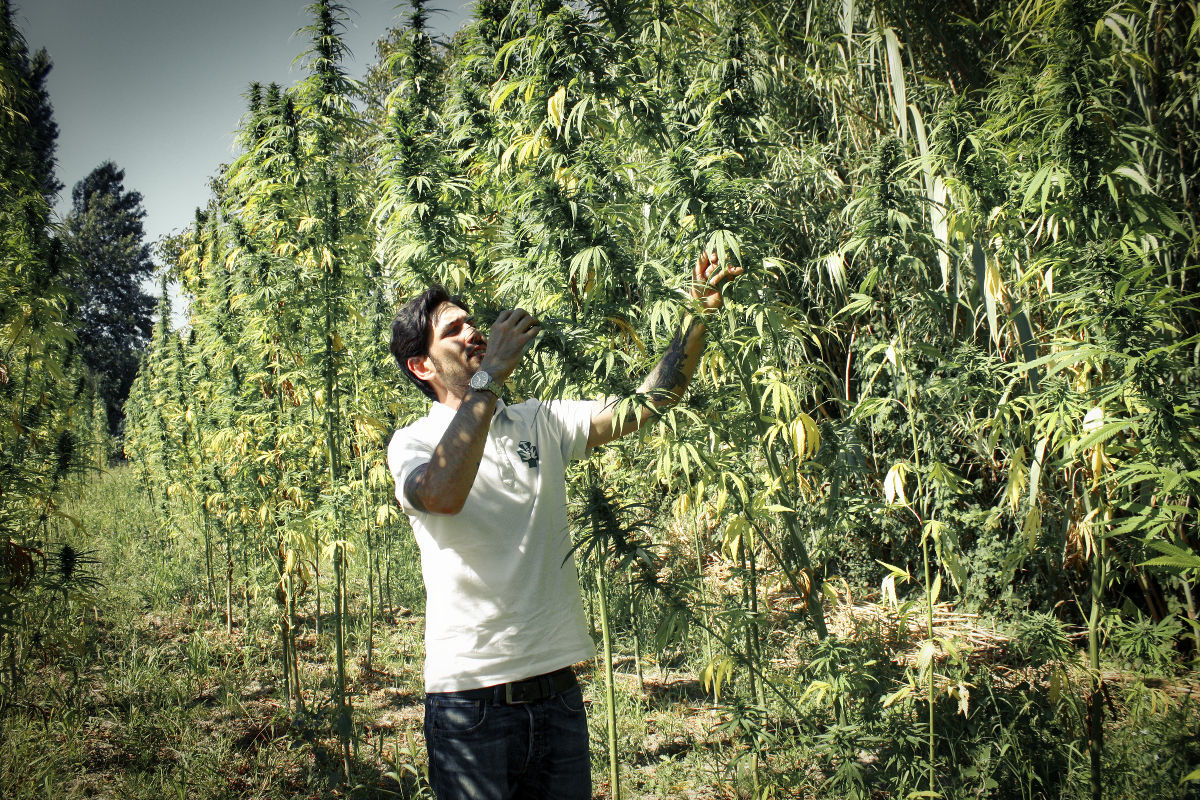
left=62, top=162, right=156, bottom=433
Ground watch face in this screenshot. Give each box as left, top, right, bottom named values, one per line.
left=470, top=370, right=491, bottom=390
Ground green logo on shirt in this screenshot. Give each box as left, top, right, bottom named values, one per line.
left=517, top=441, right=539, bottom=468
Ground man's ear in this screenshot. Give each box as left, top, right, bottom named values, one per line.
left=407, top=354, right=435, bottom=382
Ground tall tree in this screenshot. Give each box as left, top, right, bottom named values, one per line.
left=62, top=161, right=155, bottom=433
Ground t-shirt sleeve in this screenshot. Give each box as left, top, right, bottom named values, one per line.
left=542, top=399, right=603, bottom=463
left=387, top=429, right=434, bottom=516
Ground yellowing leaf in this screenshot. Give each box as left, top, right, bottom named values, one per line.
left=791, top=416, right=808, bottom=459
left=1028, top=436, right=1049, bottom=505
left=672, top=493, right=691, bottom=518
left=547, top=85, right=567, bottom=129
left=917, top=640, right=936, bottom=672
left=700, top=655, right=735, bottom=697
left=882, top=26, right=907, bottom=140
left=884, top=463, right=909, bottom=506
left=800, top=679, right=833, bottom=707
left=1023, top=506, right=1041, bottom=551
left=721, top=516, right=753, bottom=560
left=606, top=315, right=645, bottom=354
left=1005, top=446, right=1027, bottom=512
left=984, top=255, right=1005, bottom=347
left=882, top=572, right=899, bottom=608
left=949, top=681, right=971, bottom=716
left=882, top=684, right=915, bottom=708
left=1049, top=668, right=1065, bottom=703
left=921, top=519, right=946, bottom=545
left=490, top=79, right=522, bottom=112
left=825, top=252, right=847, bottom=290
left=791, top=412, right=821, bottom=459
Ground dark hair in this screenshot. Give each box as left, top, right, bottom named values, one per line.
left=390, top=285, right=469, bottom=400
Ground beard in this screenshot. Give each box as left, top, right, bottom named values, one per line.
left=428, top=351, right=474, bottom=393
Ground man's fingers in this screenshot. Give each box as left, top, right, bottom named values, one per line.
left=493, top=309, right=540, bottom=346
left=695, top=251, right=720, bottom=284
left=513, top=320, right=540, bottom=350
left=697, top=253, right=738, bottom=285
left=515, top=312, right=539, bottom=333
left=710, top=264, right=744, bottom=286
left=688, top=250, right=740, bottom=306
left=495, top=309, right=537, bottom=328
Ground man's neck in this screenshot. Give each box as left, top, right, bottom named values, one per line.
left=436, top=385, right=469, bottom=411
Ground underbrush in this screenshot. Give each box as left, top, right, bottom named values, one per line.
left=2, top=467, right=1197, bottom=799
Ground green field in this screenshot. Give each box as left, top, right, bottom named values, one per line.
left=3, top=467, right=1196, bottom=799
left=4, top=0, right=1199, bottom=797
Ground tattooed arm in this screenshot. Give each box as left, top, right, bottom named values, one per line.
left=588, top=251, right=742, bottom=448
left=585, top=319, right=708, bottom=448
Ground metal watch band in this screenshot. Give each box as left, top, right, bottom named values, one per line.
left=470, top=370, right=502, bottom=397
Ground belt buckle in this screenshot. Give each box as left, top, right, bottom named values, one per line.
left=504, top=680, right=532, bottom=705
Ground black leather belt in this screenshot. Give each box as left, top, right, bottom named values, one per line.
left=446, top=666, right=577, bottom=705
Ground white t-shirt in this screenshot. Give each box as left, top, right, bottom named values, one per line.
left=387, top=397, right=600, bottom=692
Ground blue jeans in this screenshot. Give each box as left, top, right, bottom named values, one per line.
left=424, top=682, right=591, bottom=799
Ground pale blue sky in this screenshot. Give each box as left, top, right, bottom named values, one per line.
left=17, top=0, right=472, bottom=247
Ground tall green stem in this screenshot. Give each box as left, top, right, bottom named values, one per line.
left=333, top=540, right=351, bottom=779
left=591, top=503, right=620, bottom=799
left=922, top=530, right=935, bottom=796
left=1085, top=493, right=1106, bottom=800
left=718, top=338, right=827, bottom=638
left=324, top=287, right=351, bottom=781
left=904, top=346, right=934, bottom=797
left=225, top=527, right=234, bottom=635
left=627, top=567, right=644, bottom=694
left=200, top=501, right=215, bottom=613
left=694, top=521, right=717, bottom=704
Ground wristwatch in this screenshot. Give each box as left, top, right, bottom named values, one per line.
left=469, top=370, right=502, bottom=398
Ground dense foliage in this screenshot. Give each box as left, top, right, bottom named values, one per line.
left=0, top=0, right=111, bottom=696
left=13, top=0, right=1199, bottom=797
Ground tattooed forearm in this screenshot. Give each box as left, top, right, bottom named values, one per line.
left=642, top=319, right=703, bottom=399
left=591, top=317, right=710, bottom=448
left=644, top=330, right=687, bottom=395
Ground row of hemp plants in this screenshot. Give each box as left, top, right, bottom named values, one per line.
left=124, top=2, right=403, bottom=781
left=124, top=0, right=1198, bottom=795
left=0, top=0, right=110, bottom=704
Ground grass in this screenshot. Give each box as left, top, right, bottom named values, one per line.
left=2, top=466, right=1197, bottom=799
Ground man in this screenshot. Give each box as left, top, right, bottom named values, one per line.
left=387, top=251, right=740, bottom=799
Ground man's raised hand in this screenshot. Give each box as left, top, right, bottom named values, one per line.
left=480, top=308, right=540, bottom=382
left=689, top=250, right=744, bottom=312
